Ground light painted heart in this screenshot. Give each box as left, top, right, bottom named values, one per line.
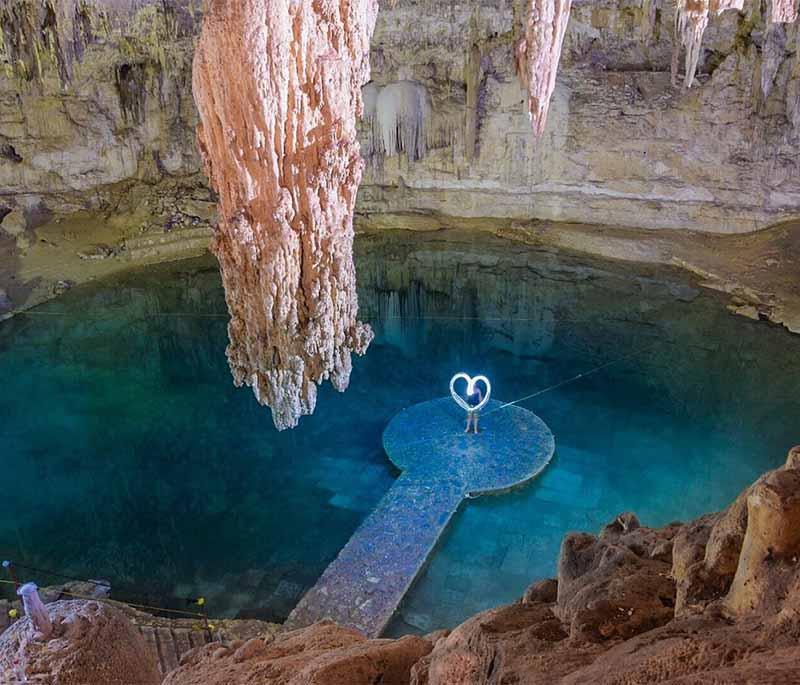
left=450, top=373, right=491, bottom=413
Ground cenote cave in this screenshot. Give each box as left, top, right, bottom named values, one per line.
left=3, top=231, right=800, bottom=637
left=2, top=1, right=800, bottom=683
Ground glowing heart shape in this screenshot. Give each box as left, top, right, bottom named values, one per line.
left=450, top=373, right=491, bottom=413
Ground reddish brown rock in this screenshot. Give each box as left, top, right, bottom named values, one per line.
left=555, top=521, right=677, bottom=642
left=192, top=0, right=377, bottom=430
left=0, top=600, right=160, bottom=685
left=785, top=444, right=800, bottom=470
left=727, top=463, right=800, bottom=616
left=157, top=448, right=800, bottom=684
left=417, top=601, right=584, bottom=685
left=560, top=614, right=800, bottom=685
left=668, top=447, right=800, bottom=619
left=671, top=512, right=721, bottom=615
left=164, top=619, right=431, bottom=685
left=523, top=578, right=558, bottom=605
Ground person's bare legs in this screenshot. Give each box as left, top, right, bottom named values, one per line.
left=473, top=414, right=480, bottom=434
left=466, top=411, right=477, bottom=433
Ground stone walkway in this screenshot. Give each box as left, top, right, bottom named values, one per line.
left=137, top=623, right=211, bottom=675
left=284, top=397, right=555, bottom=637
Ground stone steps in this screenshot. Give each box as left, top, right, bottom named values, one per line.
left=122, top=607, right=280, bottom=676
left=122, top=225, right=213, bottom=263
left=137, top=624, right=212, bottom=675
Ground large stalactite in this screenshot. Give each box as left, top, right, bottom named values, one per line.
left=516, top=0, right=572, bottom=139
left=190, top=0, right=799, bottom=429
left=192, top=0, right=377, bottom=430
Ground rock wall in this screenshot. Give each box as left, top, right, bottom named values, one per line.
left=1, top=0, right=799, bottom=240
left=0, top=0, right=203, bottom=237
left=360, top=0, right=800, bottom=233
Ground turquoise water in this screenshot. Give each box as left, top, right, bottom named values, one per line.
left=1, top=230, right=799, bottom=633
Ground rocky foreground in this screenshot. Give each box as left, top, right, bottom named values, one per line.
left=3, top=447, right=800, bottom=684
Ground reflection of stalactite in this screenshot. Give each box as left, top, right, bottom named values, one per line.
left=516, top=0, right=572, bottom=139
left=192, top=0, right=377, bottom=430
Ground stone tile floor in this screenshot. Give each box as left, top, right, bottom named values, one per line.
left=284, top=398, right=555, bottom=637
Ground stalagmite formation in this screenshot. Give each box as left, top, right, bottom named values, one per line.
left=192, top=0, right=377, bottom=430
left=516, top=0, right=572, bottom=139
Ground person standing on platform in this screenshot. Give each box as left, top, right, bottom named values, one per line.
left=465, top=384, right=483, bottom=434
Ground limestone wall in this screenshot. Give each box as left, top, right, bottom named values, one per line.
left=0, top=0, right=202, bottom=230
left=361, top=0, right=800, bottom=233
left=0, top=0, right=798, bottom=236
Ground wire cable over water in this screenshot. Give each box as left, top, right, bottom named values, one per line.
left=482, top=341, right=660, bottom=417
left=393, top=340, right=661, bottom=451
left=0, top=578, right=208, bottom=620
left=1, top=561, right=212, bottom=623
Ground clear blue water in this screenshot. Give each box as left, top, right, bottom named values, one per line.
left=1, top=230, right=799, bottom=633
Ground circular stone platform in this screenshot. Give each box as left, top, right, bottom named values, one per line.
left=383, top=397, right=556, bottom=496
left=286, top=397, right=556, bottom=638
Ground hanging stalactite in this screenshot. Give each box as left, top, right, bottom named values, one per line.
left=192, top=0, right=378, bottom=430
left=516, top=0, right=572, bottom=139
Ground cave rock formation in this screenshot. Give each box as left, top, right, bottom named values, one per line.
left=192, top=0, right=377, bottom=430
left=516, top=0, right=572, bottom=139
left=518, top=0, right=798, bottom=138
left=672, top=1, right=796, bottom=89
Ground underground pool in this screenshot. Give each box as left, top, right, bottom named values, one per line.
left=1, top=229, right=799, bottom=636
